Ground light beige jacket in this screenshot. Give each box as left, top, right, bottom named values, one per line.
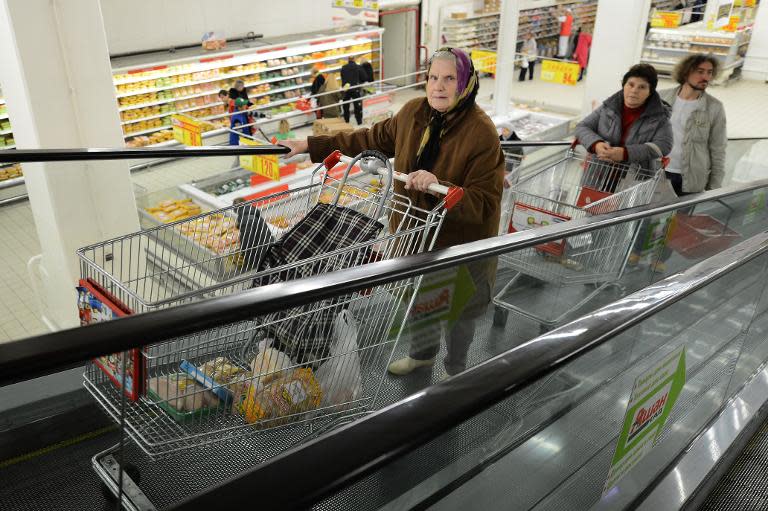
left=659, top=87, right=727, bottom=192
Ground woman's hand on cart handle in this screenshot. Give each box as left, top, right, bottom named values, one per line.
left=279, top=139, right=308, bottom=158
left=405, top=170, right=441, bottom=196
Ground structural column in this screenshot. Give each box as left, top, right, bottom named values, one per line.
left=492, top=0, right=520, bottom=117
left=0, top=0, right=140, bottom=330
left=581, top=0, right=652, bottom=115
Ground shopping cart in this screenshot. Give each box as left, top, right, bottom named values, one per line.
left=492, top=146, right=662, bottom=329
left=80, top=148, right=463, bottom=482
left=498, top=150, right=525, bottom=235
left=666, top=211, right=741, bottom=259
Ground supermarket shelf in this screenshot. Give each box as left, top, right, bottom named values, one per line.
left=443, top=12, right=499, bottom=22
left=645, top=45, right=692, bottom=52
left=124, top=125, right=172, bottom=137
left=0, top=113, right=9, bottom=121
left=688, top=41, right=733, bottom=47
left=0, top=176, right=24, bottom=190
left=0, top=128, right=13, bottom=136
left=0, top=98, right=5, bottom=106
left=114, top=49, right=372, bottom=99
left=0, top=145, right=16, bottom=150
left=442, top=22, right=499, bottom=31
left=120, top=82, right=310, bottom=126
left=641, top=58, right=677, bottom=66
left=118, top=71, right=312, bottom=112
left=112, top=32, right=378, bottom=82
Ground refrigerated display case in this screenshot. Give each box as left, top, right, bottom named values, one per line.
left=111, top=26, right=383, bottom=148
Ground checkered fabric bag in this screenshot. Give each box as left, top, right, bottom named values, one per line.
left=256, top=202, right=384, bottom=364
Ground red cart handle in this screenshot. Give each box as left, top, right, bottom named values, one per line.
left=323, top=150, right=342, bottom=170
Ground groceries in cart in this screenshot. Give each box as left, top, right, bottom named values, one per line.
left=81, top=148, right=463, bottom=456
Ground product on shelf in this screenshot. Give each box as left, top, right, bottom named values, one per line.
left=112, top=30, right=381, bottom=146
left=0, top=163, right=22, bottom=182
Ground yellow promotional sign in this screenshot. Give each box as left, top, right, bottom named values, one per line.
left=239, top=137, right=280, bottom=181
left=723, top=14, right=740, bottom=31
left=471, top=49, right=497, bottom=75
left=650, top=11, right=683, bottom=28
left=541, top=60, right=581, bottom=86
left=171, top=114, right=202, bottom=146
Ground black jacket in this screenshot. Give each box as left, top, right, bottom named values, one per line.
left=310, top=74, right=326, bottom=96
left=340, top=61, right=367, bottom=87
left=229, top=88, right=249, bottom=102
left=361, top=62, right=374, bottom=83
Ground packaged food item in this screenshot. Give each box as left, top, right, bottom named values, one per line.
left=250, top=340, right=293, bottom=385
left=241, top=368, right=322, bottom=425
left=148, top=373, right=219, bottom=413
left=181, top=356, right=246, bottom=403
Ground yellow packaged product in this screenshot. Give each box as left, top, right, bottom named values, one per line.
left=241, top=368, right=322, bottom=425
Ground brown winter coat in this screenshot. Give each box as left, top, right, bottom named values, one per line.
left=308, top=97, right=504, bottom=312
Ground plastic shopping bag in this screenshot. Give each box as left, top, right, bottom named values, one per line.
left=315, top=310, right=363, bottom=409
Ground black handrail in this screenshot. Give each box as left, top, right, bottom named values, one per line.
left=0, top=145, right=290, bottom=163
left=2, top=177, right=768, bottom=387
left=170, top=230, right=768, bottom=510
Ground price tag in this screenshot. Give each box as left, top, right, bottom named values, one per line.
left=239, top=137, right=281, bottom=181
left=171, top=114, right=202, bottom=146
left=651, top=11, right=682, bottom=28
left=334, top=0, right=344, bottom=5
left=353, top=0, right=364, bottom=6
left=541, top=60, right=581, bottom=86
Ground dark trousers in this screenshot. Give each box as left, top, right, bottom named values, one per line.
left=343, top=89, right=363, bottom=125
left=409, top=318, right=478, bottom=376
left=518, top=61, right=535, bottom=81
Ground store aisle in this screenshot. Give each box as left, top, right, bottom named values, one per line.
left=0, top=202, right=46, bottom=342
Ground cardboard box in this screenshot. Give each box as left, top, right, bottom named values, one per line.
left=450, top=12, right=468, bottom=19
left=312, top=118, right=355, bottom=136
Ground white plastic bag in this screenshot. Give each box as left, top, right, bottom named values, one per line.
left=315, top=310, right=363, bottom=408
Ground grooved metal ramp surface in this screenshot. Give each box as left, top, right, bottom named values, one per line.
left=700, top=418, right=768, bottom=511
left=0, top=427, right=120, bottom=511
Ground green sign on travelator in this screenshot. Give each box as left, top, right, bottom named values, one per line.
left=603, top=345, right=686, bottom=495
left=389, top=265, right=476, bottom=336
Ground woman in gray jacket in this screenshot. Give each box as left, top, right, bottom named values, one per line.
left=575, top=63, right=673, bottom=185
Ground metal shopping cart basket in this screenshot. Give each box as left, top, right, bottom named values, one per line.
left=493, top=145, right=662, bottom=329
left=498, top=150, right=525, bottom=235
left=79, top=150, right=463, bottom=506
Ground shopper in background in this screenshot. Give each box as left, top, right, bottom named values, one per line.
left=340, top=55, right=368, bottom=125
left=280, top=47, right=504, bottom=378
left=229, top=98, right=252, bottom=146
left=644, top=55, right=727, bottom=273
left=555, top=7, right=574, bottom=59
left=572, top=27, right=592, bottom=82
left=229, top=80, right=250, bottom=104
left=575, top=63, right=673, bottom=178
left=361, top=60, right=374, bottom=84
left=660, top=54, right=726, bottom=195
left=518, top=32, right=538, bottom=82
left=316, top=73, right=342, bottom=118
left=219, top=89, right=234, bottom=112
left=310, top=67, right=327, bottom=119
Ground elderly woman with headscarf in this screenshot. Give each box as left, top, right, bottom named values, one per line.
left=280, top=47, right=504, bottom=377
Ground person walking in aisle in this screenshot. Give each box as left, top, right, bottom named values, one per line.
left=555, top=7, right=574, bottom=59
left=279, top=47, right=504, bottom=378
left=572, top=27, right=592, bottom=81
left=228, top=80, right=250, bottom=104
left=316, top=73, right=343, bottom=118
left=518, top=32, right=538, bottom=81
left=309, top=67, right=326, bottom=119
left=340, top=55, right=368, bottom=125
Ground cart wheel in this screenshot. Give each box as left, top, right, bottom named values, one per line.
left=493, top=307, right=508, bottom=328
left=100, top=463, right=141, bottom=502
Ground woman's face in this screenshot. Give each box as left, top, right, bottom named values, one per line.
left=623, top=77, right=651, bottom=108
left=427, top=58, right=459, bottom=113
